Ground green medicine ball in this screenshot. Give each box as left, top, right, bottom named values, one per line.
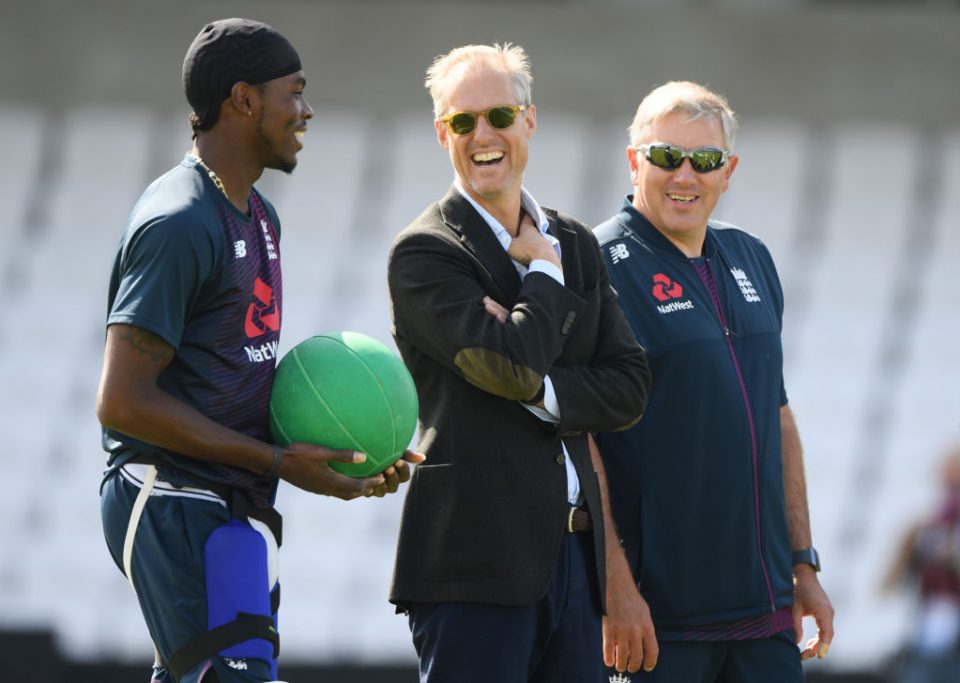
left=269, top=332, right=419, bottom=478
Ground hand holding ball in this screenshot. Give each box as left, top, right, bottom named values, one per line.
left=269, top=332, right=419, bottom=478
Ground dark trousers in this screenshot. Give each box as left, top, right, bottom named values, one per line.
left=601, top=630, right=804, bottom=683
left=101, top=471, right=275, bottom=683
left=408, top=531, right=602, bottom=683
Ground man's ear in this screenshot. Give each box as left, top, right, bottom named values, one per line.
left=721, top=154, right=739, bottom=192
left=524, top=104, right=537, bottom=139
left=229, top=81, right=258, bottom=118
left=627, top=145, right=640, bottom=186
left=435, top=118, right=449, bottom=150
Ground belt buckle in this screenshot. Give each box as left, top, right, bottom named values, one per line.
left=567, top=506, right=577, bottom=533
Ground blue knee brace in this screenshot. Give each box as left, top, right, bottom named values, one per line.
left=167, top=519, right=280, bottom=681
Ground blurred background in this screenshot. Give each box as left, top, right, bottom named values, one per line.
left=1, top=0, right=958, bottom=681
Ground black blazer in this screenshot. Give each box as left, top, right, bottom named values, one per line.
left=387, top=187, right=650, bottom=609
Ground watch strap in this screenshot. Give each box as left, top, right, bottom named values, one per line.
left=792, top=547, right=821, bottom=572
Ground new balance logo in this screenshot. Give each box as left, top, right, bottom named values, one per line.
left=609, top=243, right=630, bottom=264
left=233, top=240, right=247, bottom=258
left=609, top=673, right=632, bottom=683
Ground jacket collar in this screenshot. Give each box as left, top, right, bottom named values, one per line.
left=438, top=186, right=577, bottom=301
left=616, top=195, right=720, bottom=262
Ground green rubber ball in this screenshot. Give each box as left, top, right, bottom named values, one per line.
left=269, top=332, right=419, bottom=478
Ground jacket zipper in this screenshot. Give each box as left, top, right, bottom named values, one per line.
left=695, top=257, right=776, bottom=612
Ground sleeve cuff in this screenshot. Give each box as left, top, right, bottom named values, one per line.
left=528, top=259, right=564, bottom=286
left=521, top=376, right=561, bottom=424
left=542, top=375, right=560, bottom=418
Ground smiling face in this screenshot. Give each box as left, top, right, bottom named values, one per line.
left=435, top=64, right=536, bottom=219
left=254, top=70, right=313, bottom=173
left=629, top=111, right=738, bottom=257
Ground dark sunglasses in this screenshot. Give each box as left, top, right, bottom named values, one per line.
left=637, top=143, right=730, bottom=174
left=440, top=105, right=528, bottom=136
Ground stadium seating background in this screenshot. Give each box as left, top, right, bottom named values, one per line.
left=1, top=1, right=958, bottom=680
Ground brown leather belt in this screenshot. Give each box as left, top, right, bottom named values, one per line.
left=567, top=506, right=592, bottom=533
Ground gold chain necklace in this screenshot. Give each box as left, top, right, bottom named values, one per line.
left=189, top=153, right=228, bottom=199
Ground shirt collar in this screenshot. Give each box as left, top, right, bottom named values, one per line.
left=454, top=178, right=554, bottom=252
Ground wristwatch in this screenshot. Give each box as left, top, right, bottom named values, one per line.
left=792, top=547, right=821, bottom=572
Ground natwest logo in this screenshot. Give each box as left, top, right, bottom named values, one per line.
left=244, top=340, right=278, bottom=364
left=652, top=272, right=694, bottom=314
left=245, top=277, right=280, bottom=338
left=652, top=273, right=683, bottom=302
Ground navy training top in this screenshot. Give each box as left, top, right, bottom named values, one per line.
left=103, top=154, right=283, bottom=507
left=594, top=198, right=794, bottom=634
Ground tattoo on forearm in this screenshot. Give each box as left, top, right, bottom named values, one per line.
left=117, top=326, right=173, bottom=363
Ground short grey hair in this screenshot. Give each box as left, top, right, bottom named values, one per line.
left=425, top=43, right=533, bottom=118
left=628, top=81, right=738, bottom=150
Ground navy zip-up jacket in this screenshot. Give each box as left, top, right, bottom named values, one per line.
left=594, top=198, right=794, bottom=632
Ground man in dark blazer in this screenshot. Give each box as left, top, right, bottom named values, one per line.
left=387, top=43, right=658, bottom=682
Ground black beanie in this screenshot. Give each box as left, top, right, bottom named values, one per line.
left=182, top=18, right=302, bottom=126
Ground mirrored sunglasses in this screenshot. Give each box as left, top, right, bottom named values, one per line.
left=637, top=143, right=730, bottom=174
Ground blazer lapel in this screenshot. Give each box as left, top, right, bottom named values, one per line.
left=439, top=186, right=522, bottom=303
left=546, top=213, right=583, bottom=292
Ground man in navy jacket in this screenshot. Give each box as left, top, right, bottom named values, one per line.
left=593, top=81, right=834, bottom=682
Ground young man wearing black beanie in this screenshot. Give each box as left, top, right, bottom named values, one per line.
left=97, top=18, right=422, bottom=683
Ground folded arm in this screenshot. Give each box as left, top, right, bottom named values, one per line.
left=471, top=232, right=650, bottom=432
left=389, top=230, right=586, bottom=402
left=549, top=233, right=650, bottom=433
